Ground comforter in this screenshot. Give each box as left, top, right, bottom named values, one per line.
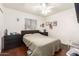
left=23, top=33, right=61, bottom=56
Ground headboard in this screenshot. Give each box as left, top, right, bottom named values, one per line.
left=21, top=30, right=48, bottom=37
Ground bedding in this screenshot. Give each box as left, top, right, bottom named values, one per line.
left=23, top=33, right=61, bottom=56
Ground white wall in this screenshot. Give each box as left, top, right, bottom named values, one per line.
left=45, top=8, right=79, bottom=45
left=0, top=4, right=4, bottom=52
left=2, top=4, right=79, bottom=49
left=0, top=6, right=44, bottom=52
left=4, top=7, right=44, bottom=35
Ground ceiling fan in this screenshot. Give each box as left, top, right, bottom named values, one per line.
left=40, top=3, right=52, bottom=15
left=34, top=3, right=59, bottom=16
left=29, top=3, right=53, bottom=16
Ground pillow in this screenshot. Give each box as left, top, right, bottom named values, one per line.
left=24, top=34, right=32, bottom=37
left=33, top=33, right=42, bottom=36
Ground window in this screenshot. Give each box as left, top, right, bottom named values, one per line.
left=25, top=18, right=37, bottom=30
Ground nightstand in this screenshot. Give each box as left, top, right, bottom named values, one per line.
left=39, top=32, right=48, bottom=36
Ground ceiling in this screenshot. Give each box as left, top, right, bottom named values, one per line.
left=3, top=3, right=74, bottom=17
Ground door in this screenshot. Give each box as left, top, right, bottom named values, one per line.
left=0, top=4, right=4, bottom=52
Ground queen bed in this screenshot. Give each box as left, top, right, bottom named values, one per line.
left=21, top=30, right=61, bottom=56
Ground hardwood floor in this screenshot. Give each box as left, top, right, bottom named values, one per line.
left=54, top=44, right=70, bottom=56
left=1, top=45, right=28, bottom=56
left=1, top=45, right=69, bottom=56
left=54, top=47, right=69, bottom=56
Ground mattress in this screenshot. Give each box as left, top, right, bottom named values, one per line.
left=23, top=33, right=61, bottom=56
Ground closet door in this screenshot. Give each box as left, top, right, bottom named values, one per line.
left=75, top=3, right=79, bottom=23
left=0, top=4, right=4, bottom=52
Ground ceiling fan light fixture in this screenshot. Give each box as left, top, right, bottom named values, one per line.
left=41, top=9, right=51, bottom=16
left=41, top=3, right=51, bottom=16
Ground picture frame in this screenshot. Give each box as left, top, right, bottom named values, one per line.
left=53, top=21, right=57, bottom=26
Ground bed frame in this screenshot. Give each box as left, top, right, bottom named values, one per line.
left=21, top=30, right=48, bottom=37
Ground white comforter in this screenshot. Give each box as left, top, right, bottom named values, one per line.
left=23, top=33, right=61, bottom=56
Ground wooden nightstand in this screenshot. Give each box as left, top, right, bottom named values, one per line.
left=40, top=32, right=48, bottom=36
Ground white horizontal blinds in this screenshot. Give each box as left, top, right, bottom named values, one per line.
left=30, top=19, right=37, bottom=30
left=25, top=18, right=37, bottom=30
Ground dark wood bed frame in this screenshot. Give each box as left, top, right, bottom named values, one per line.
left=21, top=30, right=48, bottom=37
left=21, top=30, right=48, bottom=54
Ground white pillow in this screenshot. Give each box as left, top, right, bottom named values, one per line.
left=24, top=34, right=32, bottom=37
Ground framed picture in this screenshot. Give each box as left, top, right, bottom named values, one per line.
left=40, top=23, right=45, bottom=28
left=49, top=22, right=53, bottom=29
left=49, top=24, right=52, bottom=29
left=53, top=21, right=57, bottom=26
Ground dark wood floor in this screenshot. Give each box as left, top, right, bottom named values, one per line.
left=54, top=47, right=69, bottom=56
left=1, top=45, right=28, bottom=56
left=1, top=45, right=69, bottom=56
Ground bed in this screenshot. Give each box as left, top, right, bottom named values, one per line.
left=22, top=30, right=61, bottom=56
